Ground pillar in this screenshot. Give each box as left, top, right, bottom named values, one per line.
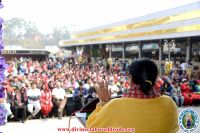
left=122, top=42, right=126, bottom=62
left=138, top=42, right=143, bottom=58
left=99, top=44, right=102, bottom=57
left=109, top=44, right=112, bottom=59
left=186, top=37, right=192, bottom=61
left=158, top=40, right=163, bottom=75
left=158, top=40, right=163, bottom=61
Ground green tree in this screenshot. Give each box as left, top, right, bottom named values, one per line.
left=43, top=26, right=70, bottom=46
left=3, top=18, right=42, bottom=48
left=3, top=18, right=70, bottom=48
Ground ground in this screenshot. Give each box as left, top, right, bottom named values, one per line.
left=1, top=107, right=200, bottom=133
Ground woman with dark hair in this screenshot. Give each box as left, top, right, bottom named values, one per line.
left=13, top=85, right=27, bottom=123
left=40, top=83, right=53, bottom=118
left=48, top=81, right=54, bottom=92
left=86, top=58, right=179, bottom=133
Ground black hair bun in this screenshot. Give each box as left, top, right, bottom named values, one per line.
left=141, top=81, right=152, bottom=94
left=129, top=58, right=158, bottom=95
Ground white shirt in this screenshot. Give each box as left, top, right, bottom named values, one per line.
left=108, top=85, right=119, bottom=93
left=27, top=88, right=41, bottom=104
left=29, top=66, right=35, bottom=73
left=13, top=68, right=18, bottom=76
left=4, top=70, right=9, bottom=77
left=180, top=63, right=186, bottom=70
left=83, top=83, right=90, bottom=90
left=52, top=88, right=66, bottom=100
left=73, top=82, right=79, bottom=89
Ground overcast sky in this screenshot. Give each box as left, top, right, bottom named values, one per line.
left=0, top=0, right=199, bottom=34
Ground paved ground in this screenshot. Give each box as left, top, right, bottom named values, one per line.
left=1, top=107, right=200, bottom=133
left=1, top=117, right=87, bottom=133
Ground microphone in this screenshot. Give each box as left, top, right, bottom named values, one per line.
left=80, top=95, right=122, bottom=113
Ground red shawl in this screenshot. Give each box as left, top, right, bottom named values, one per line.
left=123, top=83, right=161, bottom=99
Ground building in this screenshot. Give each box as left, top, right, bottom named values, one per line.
left=2, top=46, right=50, bottom=60
left=59, top=2, right=200, bottom=62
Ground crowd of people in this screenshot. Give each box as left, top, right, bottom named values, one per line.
left=0, top=57, right=200, bottom=124
left=160, top=60, right=200, bottom=106
left=0, top=57, right=130, bottom=123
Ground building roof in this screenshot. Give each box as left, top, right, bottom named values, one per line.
left=60, top=1, right=200, bottom=47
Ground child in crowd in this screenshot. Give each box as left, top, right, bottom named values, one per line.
left=172, top=82, right=184, bottom=107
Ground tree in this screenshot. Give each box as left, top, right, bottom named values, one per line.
left=43, top=26, right=70, bottom=46
left=4, top=18, right=40, bottom=39
left=3, top=18, right=42, bottom=48
left=3, top=18, right=70, bottom=48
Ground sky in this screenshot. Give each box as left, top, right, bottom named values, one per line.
left=0, top=0, right=199, bottom=34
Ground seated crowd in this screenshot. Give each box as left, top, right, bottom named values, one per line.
left=160, top=60, right=200, bottom=106
left=0, top=57, right=200, bottom=124
left=0, top=57, right=129, bottom=123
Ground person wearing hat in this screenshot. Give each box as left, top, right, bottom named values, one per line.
left=12, top=85, right=27, bottom=123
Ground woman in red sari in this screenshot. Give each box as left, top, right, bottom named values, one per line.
left=40, top=83, right=53, bottom=118
left=181, top=81, right=193, bottom=105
